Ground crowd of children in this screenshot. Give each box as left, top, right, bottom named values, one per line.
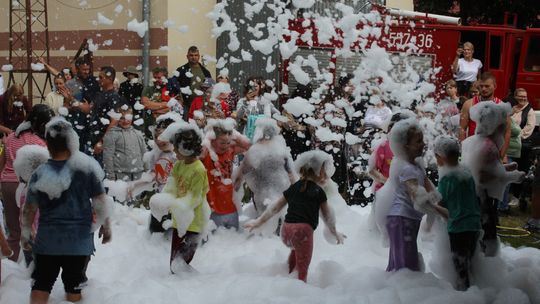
left=364, top=76, right=527, bottom=291
left=0, top=70, right=534, bottom=303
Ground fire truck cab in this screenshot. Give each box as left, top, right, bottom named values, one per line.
left=283, top=8, right=540, bottom=110
left=455, top=24, right=540, bottom=109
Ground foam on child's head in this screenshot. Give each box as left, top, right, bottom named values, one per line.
left=253, top=118, right=280, bottom=142
left=469, top=101, right=511, bottom=136
left=205, top=118, right=236, bottom=140
left=389, top=117, right=422, bottom=160
left=210, top=82, right=232, bottom=101
left=154, top=112, right=183, bottom=135
left=387, top=110, right=414, bottom=131
left=295, top=150, right=335, bottom=179
left=156, top=112, right=182, bottom=125
left=44, top=117, right=80, bottom=154
left=159, top=120, right=203, bottom=157
left=14, top=145, right=50, bottom=182
left=434, top=135, right=460, bottom=159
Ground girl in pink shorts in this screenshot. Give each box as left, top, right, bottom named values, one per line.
left=245, top=151, right=345, bottom=282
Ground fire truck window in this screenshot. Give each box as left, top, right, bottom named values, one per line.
left=524, top=36, right=540, bottom=72
left=489, top=36, right=502, bottom=69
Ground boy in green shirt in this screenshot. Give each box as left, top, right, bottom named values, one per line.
left=434, top=136, right=481, bottom=291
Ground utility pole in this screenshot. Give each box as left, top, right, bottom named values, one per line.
left=8, top=0, right=53, bottom=103
left=142, top=0, right=151, bottom=87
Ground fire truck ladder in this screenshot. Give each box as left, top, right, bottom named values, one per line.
left=8, top=0, right=53, bottom=103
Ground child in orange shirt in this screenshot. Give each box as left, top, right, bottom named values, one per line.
left=201, top=118, right=250, bottom=229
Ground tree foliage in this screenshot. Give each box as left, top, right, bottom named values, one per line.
left=414, top=0, right=540, bottom=29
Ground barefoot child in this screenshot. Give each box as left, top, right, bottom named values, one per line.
left=149, top=121, right=209, bottom=273
left=433, top=136, right=481, bottom=290
left=201, top=118, right=250, bottom=230
left=245, top=150, right=345, bottom=282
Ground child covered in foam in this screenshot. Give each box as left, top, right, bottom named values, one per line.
left=377, top=118, right=443, bottom=271
left=129, top=112, right=181, bottom=232
left=233, top=118, right=297, bottom=234
left=149, top=120, right=210, bottom=273
left=461, top=102, right=525, bottom=257
left=433, top=136, right=481, bottom=290
left=21, top=117, right=113, bottom=303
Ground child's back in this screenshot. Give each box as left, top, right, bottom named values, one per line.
left=27, top=152, right=105, bottom=256
left=438, top=166, right=481, bottom=233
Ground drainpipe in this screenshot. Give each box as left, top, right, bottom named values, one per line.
left=142, top=0, right=151, bottom=86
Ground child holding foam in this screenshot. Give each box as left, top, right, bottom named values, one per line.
left=149, top=121, right=209, bottom=273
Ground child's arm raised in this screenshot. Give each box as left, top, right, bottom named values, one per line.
left=320, top=201, right=346, bottom=244
left=244, top=196, right=287, bottom=231
left=284, top=156, right=299, bottom=184
left=232, top=130, right=251, bottom=155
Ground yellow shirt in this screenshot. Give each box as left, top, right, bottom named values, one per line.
left=163, top=159, right=209, bottom=233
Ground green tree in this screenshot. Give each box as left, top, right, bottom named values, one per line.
left=414, top=0, right=539, bottom=29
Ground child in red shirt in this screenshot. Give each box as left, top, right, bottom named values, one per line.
left=368, top=113, right=409, bottom=192
left=201, top=118, right=250, bottom=229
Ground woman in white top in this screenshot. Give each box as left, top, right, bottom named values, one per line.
left=44, top=74, right=73, bottom=115
left=451, top=42, right=483, bottom=97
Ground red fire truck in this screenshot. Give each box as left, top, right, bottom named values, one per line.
left=283, top=6, right=540, bottom=110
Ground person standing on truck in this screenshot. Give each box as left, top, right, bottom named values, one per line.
left=458, top=72, right=511, bottom=159
left=452, top=42, right=483, bottom=98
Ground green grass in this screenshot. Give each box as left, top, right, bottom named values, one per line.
left=498, top=205, right=540, bottom=249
